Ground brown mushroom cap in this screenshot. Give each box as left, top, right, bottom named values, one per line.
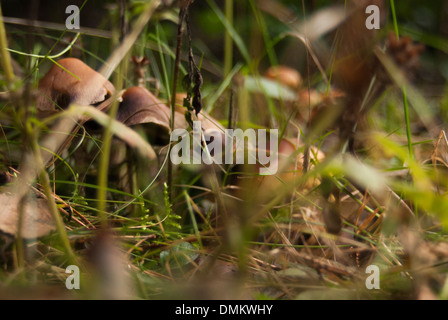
left=116, top=86, right=172, bottom=129
left=254, top=138, right=324, bottom=196
left=117, top=87, right=224, bottom=135
left=36, top=58, right=115, bottom=113
left=265, top=65, right=302, bottom=89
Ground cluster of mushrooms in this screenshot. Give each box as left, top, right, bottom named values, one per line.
left=35, top=58, right=324, bottom=181
left=36, top=57, right=221, bottom=139
left=32, top=58, right=333, bottom=214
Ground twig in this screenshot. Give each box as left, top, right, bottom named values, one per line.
left=167, top=3, right=190, bottom=201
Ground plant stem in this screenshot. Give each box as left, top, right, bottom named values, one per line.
left=97, top=62, right=125, bottom=228
left=224, top=0, right=233, bottom=77
left=0, top=3, right=15, bottom=86
left=168, top=7, right=188, bottom=201
left=96, top=0, right=159, bottom=223
left=390, top=0, right=399, bottom=38
left=390, top=0, right=413, bottom=158
left=402, top=86, right=413, bottom=158
left=31, top=128, right=77, bottom=265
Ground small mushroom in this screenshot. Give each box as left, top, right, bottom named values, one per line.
left=116, top=87, right=224, bottom=143
left=36, top=58, right=115, bottom=114
left=256, top=138, right=325, bottom=195
left=264, top=65, right=302, bottom=90
left=264, top=65, right=345, bottom=125
left=117, top=86, right=171, bottom=128
left=116, top=86, right=175, bottom=145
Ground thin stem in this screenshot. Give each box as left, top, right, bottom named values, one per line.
left=97, top=64, right=125, bottom=228
left=7, top=33, right=80, bottom=59
left=390, top=0, right=413, bottom=158
left=402, top=86, right=413, bottom=158
left=223, top=0, right=233, bottom=77
left=168, top=7, right=188, bottom=201
left=389, top=0, right=400, bottom=38
left=0, top=3, right=15, bottom=86
left=31, top=127, right=77, bottom=265
left=96, top=0, right=159, bottom=223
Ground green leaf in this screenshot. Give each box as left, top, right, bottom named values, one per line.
left=159, top=241, right=199, bottom=270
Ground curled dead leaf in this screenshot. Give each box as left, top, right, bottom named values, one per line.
left=385, top=32, right=425, bottom=78
left=0, top=193, right=56, bottom=239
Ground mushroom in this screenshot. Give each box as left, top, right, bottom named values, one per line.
left=255, top=138, right=325, bottom=195
left=36, top=58, right=115, bottom=115
left=112, top=87, right=225, bottom=193
left=116, top=86, right=177, bottom=145
left=264, top=65, right=302, bottom=90
left=116, top=87, right=224, bottom=143
left=264, top=65, right=345, bottom=124
left=117, top=87, right=170, bottom=126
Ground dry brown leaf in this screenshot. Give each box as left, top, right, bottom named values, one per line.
left=0, top=193, right=56, bottom=239
left=432, top=130, right=448, bottom=167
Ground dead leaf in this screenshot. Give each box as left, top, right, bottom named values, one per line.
left=0, top=193, right=56, bottom=239
left=432, top=130, right=448, bottom=167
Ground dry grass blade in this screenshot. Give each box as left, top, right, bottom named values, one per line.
left=2, top=16, right=112, bottom=38
left=291, top=5, right=349, bottom=42
left=432, top=130, right=448, bottom=167
left=256, top=0, right=297, bottom=24
left=66, top=105, right=157, bottom=160
left=261, top=3, right=349, bottom=84
left=98, top=0, right=161, bottom=80
left=374, top=47, right=437, bottom=135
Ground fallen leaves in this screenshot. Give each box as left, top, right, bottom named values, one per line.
left=0, top=193, right=55, bottom=239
